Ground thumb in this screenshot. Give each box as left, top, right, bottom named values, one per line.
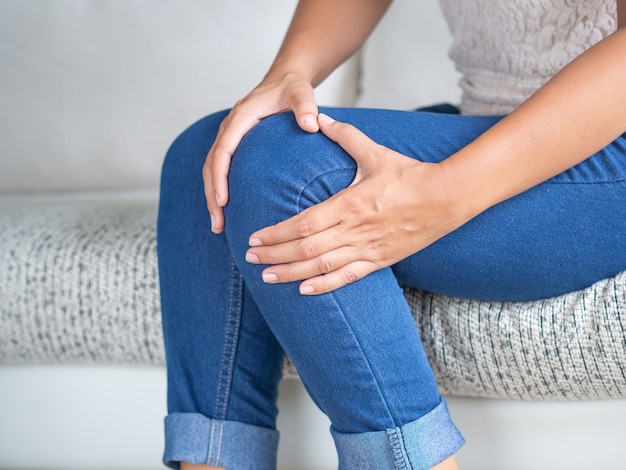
left=318, top=113, right=379, bottom=169
left=285, top=83, right=319, bottom=133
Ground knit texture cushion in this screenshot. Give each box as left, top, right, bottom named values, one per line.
left=1, top=198, right=625, bottom=400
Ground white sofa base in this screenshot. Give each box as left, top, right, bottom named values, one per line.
left=2, top=365, right=626, bottom=470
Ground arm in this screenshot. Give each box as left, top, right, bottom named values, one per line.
left=269, top=0, right=392, bottom=89
left=206, top=0, right=391, bottom=233
left=247, top=1, right=626, bottom=294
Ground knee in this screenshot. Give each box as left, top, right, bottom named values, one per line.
left=230, top=112, right=307, bottom=184
left=228, top=112, right=355, bottom=207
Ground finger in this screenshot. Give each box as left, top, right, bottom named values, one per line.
left=246, top=225, right=346, bottom=265
left=285, top=82, right=319, bottom=133
left=298, top=260, right=377, bottom=295
left=318, top=113, right=381, bottom=168
left=248, top=198, right=342, bottom=247
left=202, top=160, right=225, bottom=233
left=211, top=146, right=232, bottom=208
left=209, top=108, right=265, bottom=209
left=258, top=245, right=362, bottom=284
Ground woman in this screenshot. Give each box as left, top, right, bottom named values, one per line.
left=157, top=1, right=626, bottom=468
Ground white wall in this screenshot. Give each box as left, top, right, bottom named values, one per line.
left=0, top=0, right=356, bottom=193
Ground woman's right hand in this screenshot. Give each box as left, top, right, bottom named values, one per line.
left=203, top=71, right=319, bottom=233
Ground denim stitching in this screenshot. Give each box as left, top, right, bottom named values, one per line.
left=215, top=420, right=225, bottom=465
left=207, top=420, right=218, bottom=465
left=218, top=263, right=243, bottom=463
left=386, top=427, right=412, bottom=470
left=210, top=258, right=243, bottom=463
left=212, top=269, right=232, bottom=420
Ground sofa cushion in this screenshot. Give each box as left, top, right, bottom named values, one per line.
left=1, top=196, right=625, bottom=400
left=0, top=193, right=163, bottom=364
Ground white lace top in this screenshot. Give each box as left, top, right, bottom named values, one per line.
left=438, top=0, right=618, bottom=115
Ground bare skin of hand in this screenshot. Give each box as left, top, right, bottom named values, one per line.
left=202, top=71, right=319, bottom=233
left=245, top=113, right=472, bottom=295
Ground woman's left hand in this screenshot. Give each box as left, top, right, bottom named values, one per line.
left=245, top=113, right=472, bottom=295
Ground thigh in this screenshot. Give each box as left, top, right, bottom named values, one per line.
left=314, top=108, right=626, bottom=301
left=376, top=117, right=626, bottom=301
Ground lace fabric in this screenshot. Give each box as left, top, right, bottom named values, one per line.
left=438, top=0, right=617, bottom=114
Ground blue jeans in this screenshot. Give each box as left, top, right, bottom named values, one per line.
left=157, top=107, right=626, bottom=469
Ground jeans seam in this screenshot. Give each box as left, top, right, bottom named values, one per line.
left=387, top=427, right=412, bottom=470
left=215, top=421, right=225, bottom=466
left=209, top=258, right=243, bottom=464
left=207, top=420, right=220, bottom=465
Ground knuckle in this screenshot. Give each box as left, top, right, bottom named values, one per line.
left=217, top=115, right=232, bottom=133
left=232, top=97, right=248, bottom=110
left=202, top=162, right=212, bottom=178
left=292, top=91, right=313, bottom=106
left=296, top=218, right=313, bottom=237
left=296, top=240, right=316, bottom=260
left=343, top=123, right=357, bottom=135
left=316, top=256, right=333, bottom=274
left=341, top=268, right=359, bottom=285
left=344, top=195, right=367, bottom=214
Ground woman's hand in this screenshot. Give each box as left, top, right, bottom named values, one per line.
left=202, top=0, right=394, bottom=234
left=245, top=114, right=473, bottom=295
left=203, top=71, right=319, bottom=233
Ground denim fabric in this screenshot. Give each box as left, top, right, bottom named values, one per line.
left=158, top=107, right=626, bottom=469
left=331, top=399, right=462, bottom=470
left=164, top=413, right=279, bottom=469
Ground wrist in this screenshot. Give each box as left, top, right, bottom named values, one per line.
left=265, top=52, right=321, bottom=87
left=437, top=155, right=493, bottom=224
left=403, top=161, right=479, bottom=242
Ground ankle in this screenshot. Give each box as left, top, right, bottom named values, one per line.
left=180, top=463, right=225, bottom=470
left=431, top=455, right=459, bottom=470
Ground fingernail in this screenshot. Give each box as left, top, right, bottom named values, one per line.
left=210, top=215, right=215, bottom=232
left=245, top=252, right=260, bottom=263
left=303, top=114, right=317, bottom=128
left=263, top=273, right=278, bottom=283
left=318, top=113, right=335, bottom=126
left=300, top=285, right=315, bottom=295
left=249, top=238, right=263, bottom=247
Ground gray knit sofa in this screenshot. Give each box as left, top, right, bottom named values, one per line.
left=2, top=198, right=625, bottom=401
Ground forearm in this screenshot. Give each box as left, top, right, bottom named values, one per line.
left=266, top=0, right=392, bottom=86
left=443, top=26, right=626, bottom=219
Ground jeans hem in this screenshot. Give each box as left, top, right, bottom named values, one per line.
left=330, top=398, right=464, bottom=470
left=163, top=412, right=279, bottom=470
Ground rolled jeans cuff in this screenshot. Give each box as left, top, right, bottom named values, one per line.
left=330, top=398, right=465, bottom=470
left=163, top=412, right=279, bottom=470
